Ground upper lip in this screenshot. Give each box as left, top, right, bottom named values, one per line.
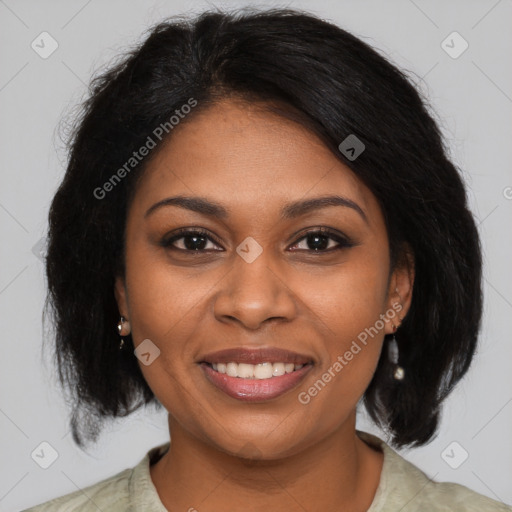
left=199, top=347, right=314, bottom=365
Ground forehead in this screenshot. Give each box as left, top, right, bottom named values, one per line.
left=132, top=99, right=381, bottom=226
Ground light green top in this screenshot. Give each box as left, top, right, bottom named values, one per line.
left=24, top=430, right=511, bottom=511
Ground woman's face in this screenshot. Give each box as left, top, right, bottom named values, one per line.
left=115, top=99, right=412, bottom=459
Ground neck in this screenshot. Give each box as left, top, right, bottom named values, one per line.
left=150, top=411, right=383, bottom=511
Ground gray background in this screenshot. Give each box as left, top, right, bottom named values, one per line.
left=1, top=0, right=511, bottom=510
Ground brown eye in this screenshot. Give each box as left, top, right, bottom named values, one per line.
left=161, top=229, right=223, bottom=252
left=289, top=228, right=355, bottom=253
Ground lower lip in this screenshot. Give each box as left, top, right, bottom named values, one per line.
left=200, top=363, right=313, bottom=402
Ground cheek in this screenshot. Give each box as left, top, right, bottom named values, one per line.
left=302, top=250, right=389, bottom=405
left=310, top=249, right=390, bottom=339
left=124, top=238, right=210, bottom=341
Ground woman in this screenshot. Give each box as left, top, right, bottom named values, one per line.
left=25, top=8, right=511, bottom=511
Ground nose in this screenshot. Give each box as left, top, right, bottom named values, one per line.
left=213, top=250, right=297, bottom=331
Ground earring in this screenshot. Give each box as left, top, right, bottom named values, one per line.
left=388, top=322, right=405, bottom=380
left=117, top=316, right=131, bottom=350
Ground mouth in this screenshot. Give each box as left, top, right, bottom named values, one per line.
left=197, top=347, right=315, bottom=402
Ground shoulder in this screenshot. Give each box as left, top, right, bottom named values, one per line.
left=22, top=466, right=133, bottom=511
left=387, top=461, right=512, bottom=512
left=22, top=442, right=170, bottom=512
left=357, top=430, right=512, bottom=512
left=410, top=481, right=511, bottom=511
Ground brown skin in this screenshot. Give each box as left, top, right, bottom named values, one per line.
left=115, top=98, right=414, bottom=511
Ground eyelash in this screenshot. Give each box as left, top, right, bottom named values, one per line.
left=160, top=227, right=356, bottom=254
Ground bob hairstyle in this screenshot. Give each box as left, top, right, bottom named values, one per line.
left=45, top=8, right=482, bottom=449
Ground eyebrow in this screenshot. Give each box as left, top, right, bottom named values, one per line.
left=144, top=194, right=368, bottom=223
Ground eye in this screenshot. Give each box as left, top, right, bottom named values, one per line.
left=161, top=228, right=223, bottom=252
left=288, top=228, right=355, bottom=253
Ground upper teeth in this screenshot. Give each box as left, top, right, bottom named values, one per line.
left=211, top=362, right=305, bottom=379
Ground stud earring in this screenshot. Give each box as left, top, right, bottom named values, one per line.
left=117, top=316, right=131, bottom=349
left=388, top=320, right=404, bottom=380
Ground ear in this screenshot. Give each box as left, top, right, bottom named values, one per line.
left=114, top=275, right=129, bottom=318
left=384, top=245, right=415, bottom=335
